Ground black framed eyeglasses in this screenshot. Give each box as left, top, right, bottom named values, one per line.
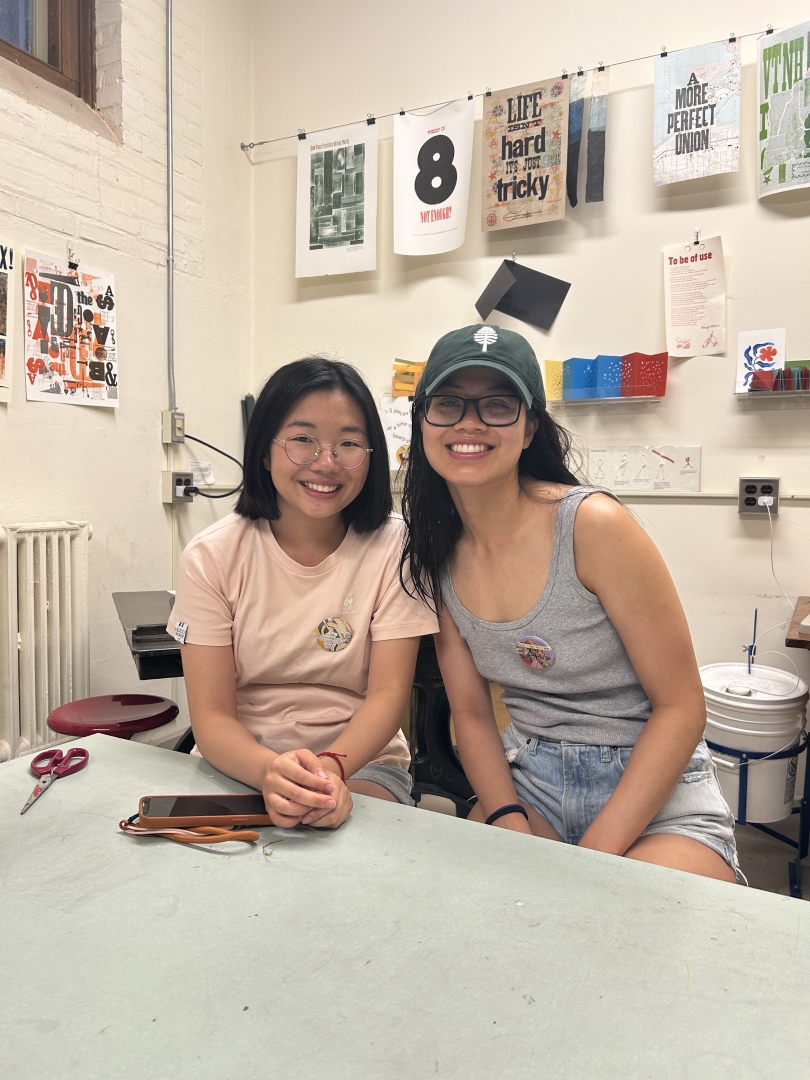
left=272, top=435, right=372, bottom=470
left=422, top=394, right=523, bottom=427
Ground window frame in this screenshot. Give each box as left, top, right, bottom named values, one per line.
left=0, top=0, right=95, bottom=107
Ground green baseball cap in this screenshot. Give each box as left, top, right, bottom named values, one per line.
left=417, top=324, right=546, bottom=407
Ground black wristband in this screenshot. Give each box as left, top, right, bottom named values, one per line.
left=485, top=803, right=529, bottom=826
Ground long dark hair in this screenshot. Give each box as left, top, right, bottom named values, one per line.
left=236, top=357, right=392, bottom=532
left=400, top=397, right=582, bottom=609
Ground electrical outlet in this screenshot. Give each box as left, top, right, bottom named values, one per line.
left=162, top=471, right=194, bottom=504
left=161, top=410, right=185, bottom=443
left=738, top=476, right=780, bottom=516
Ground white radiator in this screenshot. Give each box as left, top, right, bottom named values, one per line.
left=0, top=522, right=91, bottom=760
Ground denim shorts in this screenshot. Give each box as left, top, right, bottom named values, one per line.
left=350, top=762, right=414, bottom=805
left=502, top=724, right=741, bottom=880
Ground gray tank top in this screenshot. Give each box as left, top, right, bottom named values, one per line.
left=439, top=486, right=651, bottom=746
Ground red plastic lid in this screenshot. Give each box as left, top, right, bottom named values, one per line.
left=47, top=695, right=179, bottom=738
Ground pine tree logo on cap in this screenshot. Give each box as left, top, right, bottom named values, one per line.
left=473, top=326, right=498, bottom=351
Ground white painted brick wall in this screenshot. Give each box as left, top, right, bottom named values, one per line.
left=0, top=0, right=204, bottom=276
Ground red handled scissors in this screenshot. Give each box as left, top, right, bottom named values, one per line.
left=20, top=747, right=90, bottom=815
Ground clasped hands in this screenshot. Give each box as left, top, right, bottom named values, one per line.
left=262, top=748, right=352, bottom=829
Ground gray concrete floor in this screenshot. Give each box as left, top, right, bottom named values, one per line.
left=418, top=795, right=809, bottom=899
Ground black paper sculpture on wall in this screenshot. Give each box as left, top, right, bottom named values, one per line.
left=475, top=260, right=571, bottom=331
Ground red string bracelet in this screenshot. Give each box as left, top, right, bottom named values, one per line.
left=317, top=751, right=347, bottom=783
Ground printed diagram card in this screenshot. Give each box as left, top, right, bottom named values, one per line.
left=296, top=121, right=378, bottom=277
left=663, top=236, right=725, bottom=357
left=24, top=251, right=118, bottom=407
left=0, top=241, right=13, bottom=403
left=653, top=40, right=741, bottom=186
left=589, top=446, right=701, bottom=492
left=482, top=77, right=569, bottom=232
left=394, top=98, right=474, bottom=256
left=758, top=22, right=810, bottom=197
left=380, top=395, right=412, bottom=468
left=736, top=328, right=786, bottom=393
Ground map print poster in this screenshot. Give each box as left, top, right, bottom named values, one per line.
left=296, top=121, right=378, bottom=277
left=0, top=241, right=12, bottom=403
left=758, top=22, right=810, bottom=197
left=482, top=77, right=569, bottom=232
left=653, top=40, right=741, bottom=186
left=24, top=251, right=118, bottom=407
left=393, top=97, right=474, bottom=255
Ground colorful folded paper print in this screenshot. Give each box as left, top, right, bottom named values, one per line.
left=563, top=357, right=597, bottom=399
left=596, top=355, right=622, bottom=398
left=621, top=352, right=668, bottom=397
left=544, top=361, right=564, bottom=401
left=748, top=362, right=810, bottom=392
left=391, top=359, right=426, bottom=397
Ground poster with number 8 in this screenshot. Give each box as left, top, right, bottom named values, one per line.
left=393, top=98, right=475, bottom=255
left=24, top=251, right=119, bottom=408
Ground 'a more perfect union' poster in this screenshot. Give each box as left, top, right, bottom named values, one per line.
left=653, top=40, right=740, bottom=186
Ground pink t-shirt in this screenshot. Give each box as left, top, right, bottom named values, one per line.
left=169, top=513, right=437, bottom=769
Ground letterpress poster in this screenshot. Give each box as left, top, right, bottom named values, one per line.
left=0, top=241, right=12, bottom=402
left=482, top=77, right=569, bottom=232
left=653, top=41, right=741, bottom=186
left=758, top=22, right=810, bottom=197
left=393, top=98, right=474, bottom=255
left=24, top=251, right=118, bottom=407
left=663, top=236, right=726, bottom=357
left=296, top=121, right=378, bottom=277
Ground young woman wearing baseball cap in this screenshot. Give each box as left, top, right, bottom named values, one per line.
left=400, top=324, right=740, bottom=883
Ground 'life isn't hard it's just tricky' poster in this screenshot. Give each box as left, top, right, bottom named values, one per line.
left=482, top=77, right=569, bottom=233
left=24, top=251, right=118, bottom=407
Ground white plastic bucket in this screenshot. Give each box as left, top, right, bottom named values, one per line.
left=700, top=662, right=808, bottom=823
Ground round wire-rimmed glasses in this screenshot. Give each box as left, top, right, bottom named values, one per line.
left=272, top=435, right=372, bottom=470
left=423, top=394, right=523, bottom=427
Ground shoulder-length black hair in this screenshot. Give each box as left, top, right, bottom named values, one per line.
left=400, top=397, right=582, bottom=609
left=236, top=356, right=392, bottom=533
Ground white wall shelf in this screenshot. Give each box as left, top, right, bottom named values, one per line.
left=548, top=396, right=662, bottom=407
left=735, top=390, right=810, bottom=400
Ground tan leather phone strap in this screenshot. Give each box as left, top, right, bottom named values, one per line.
left=119, top=818, right=260, bottom=844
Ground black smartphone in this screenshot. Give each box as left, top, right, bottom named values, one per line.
left=139, top=793, right=271, bottom=828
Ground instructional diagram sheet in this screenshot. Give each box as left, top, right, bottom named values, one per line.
left=663, top=236, right=725, bottom=357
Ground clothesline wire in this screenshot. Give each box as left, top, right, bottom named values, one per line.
left=240, top=26, right=773, bottom=152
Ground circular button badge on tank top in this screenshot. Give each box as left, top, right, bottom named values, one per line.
left=516, top=636, right=555, bottom=670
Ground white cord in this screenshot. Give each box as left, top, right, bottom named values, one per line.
left=765, top=503, right=795, bottom=616
left=751, top=648, right=803, bottom=696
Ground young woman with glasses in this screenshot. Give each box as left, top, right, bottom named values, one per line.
left=170, top=358, right=437, bottom=828
left=400, top=325, right=740, bottom=883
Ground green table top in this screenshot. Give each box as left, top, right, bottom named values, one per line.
left=1, top=734, right=808, bottom=1079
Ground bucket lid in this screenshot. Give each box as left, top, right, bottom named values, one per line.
left=700, top=662, right=808, bottom=704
